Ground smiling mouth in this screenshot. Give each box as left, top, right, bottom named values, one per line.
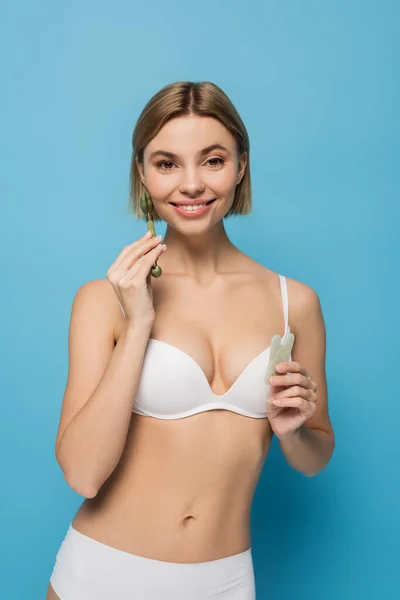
left=170, top=199, right=216, bottom=207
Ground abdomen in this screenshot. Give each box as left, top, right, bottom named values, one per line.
left=72, top=409, right=272, bottom=562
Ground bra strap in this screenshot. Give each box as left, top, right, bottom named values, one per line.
left=279, top=274, right=289, bottom=335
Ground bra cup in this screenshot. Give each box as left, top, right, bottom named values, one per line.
left=131, top=273, right=290, bottom=421
left=132, top=340, right=271, bottom=420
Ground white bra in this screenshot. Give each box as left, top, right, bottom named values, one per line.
left=119, top=274, right=292, bottom=420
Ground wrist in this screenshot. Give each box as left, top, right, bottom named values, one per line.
left=123, top=319, right=153, bottom=339
left=277, top=424, right=303, bottom=443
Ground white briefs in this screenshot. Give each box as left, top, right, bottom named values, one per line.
left=49, top=524, right=256, bottom=599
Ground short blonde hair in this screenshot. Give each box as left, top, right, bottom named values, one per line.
left=128, top=81, right=251, bottom=221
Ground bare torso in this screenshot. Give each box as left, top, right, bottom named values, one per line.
left=71, top=254, right=290, bottom=563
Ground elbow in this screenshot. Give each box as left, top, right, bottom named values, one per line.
left=64, top=471, right=99, bottom=498
left=304, top=470, right=317, bottom=477
left=56, top=442, right=99, bottom=499
left=303, top=459, right=332, bottom=478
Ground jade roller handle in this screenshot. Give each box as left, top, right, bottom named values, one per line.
left=140, top=192, right=162, bottom=278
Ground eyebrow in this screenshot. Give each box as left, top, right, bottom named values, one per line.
left=148, top=144, right=231, bottom=161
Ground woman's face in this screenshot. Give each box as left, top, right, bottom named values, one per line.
left=137, top=115, right=247, bottom=232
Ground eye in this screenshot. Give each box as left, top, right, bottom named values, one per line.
left=156, top=160, right=176, bottom=170
left=205, top=157, right=225, bottom=168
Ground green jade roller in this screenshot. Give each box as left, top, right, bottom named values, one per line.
left=139, top=190, right=163, bottom=278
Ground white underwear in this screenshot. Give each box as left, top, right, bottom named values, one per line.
left=49, top=524, right=256, bottom=599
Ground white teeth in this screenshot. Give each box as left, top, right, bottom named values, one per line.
left=179, top=203, right=207, bottom=211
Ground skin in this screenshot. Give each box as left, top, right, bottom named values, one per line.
left=47, top=115, right=333, bottom=599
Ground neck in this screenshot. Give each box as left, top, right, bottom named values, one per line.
left=160, top=220, right=239, bottom=282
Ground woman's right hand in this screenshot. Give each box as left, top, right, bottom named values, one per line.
left=106, top=230, right=167, bottom=327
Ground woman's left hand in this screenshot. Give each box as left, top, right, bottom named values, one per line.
left=267, top=361, right=318, bottom=438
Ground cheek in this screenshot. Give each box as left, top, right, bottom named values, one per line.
left=146, top=172, right=177, bottom=199
left=207, top=165, right=238, bottom=193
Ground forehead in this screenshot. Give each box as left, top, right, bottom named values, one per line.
left=144, top=115, right=236, bottom=156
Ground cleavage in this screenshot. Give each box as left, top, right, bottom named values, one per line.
left=149, top=271, right=282, bottom=395
left=149, top=328, right=271, bottom=396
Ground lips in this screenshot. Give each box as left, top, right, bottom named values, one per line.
left=171, top=199, right=216, bottom=218
left=171, top=199, right=216, bottom=207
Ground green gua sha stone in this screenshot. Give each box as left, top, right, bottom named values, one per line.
left=264, top=332, right=295, bottom=383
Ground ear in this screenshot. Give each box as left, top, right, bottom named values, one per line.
left=135, top=157, right=146, bottom=185
left=237, top=152, right=248, bottom=185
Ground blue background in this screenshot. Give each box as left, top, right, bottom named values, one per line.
left=1, top=1, right=398, bottom=598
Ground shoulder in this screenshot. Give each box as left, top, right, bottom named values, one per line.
left=250, top=260, right=320, bottom=306
left=71, top=278, right=123, bottom=340
left=285, top=276, right=321, bottom=314
left=73, top=277, right=117, bottom=306
left=252, top=262, right=322, bottom=325
left=283, top=276, right=325, bottom=338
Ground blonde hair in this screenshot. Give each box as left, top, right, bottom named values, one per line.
left=128, top=81, right=251, bottom=221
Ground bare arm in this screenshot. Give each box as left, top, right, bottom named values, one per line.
left=279, top=281, right=335, bottom=476
left=279, top=426, right=334, bottom=477
left=55, top=280, right=152, bottom=498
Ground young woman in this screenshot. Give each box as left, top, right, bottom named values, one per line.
left=47, top=81, right=335, bottom=599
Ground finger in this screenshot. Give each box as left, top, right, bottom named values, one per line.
left=276, top=362, right=310, bottom=378
left=302, top=377, right=318, bottom=395
left=269, top=385, right=313, bottom=402
left=108, top=231, right=155, bottom=273
left=269, top=372, right=313, bottom=389
left=122, top=243, right=166, bottom=280
left=271, top=397, right=315, bottom=414
left=115, top=235, right=163, bottom=274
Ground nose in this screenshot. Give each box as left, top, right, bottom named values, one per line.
left=178, top=166, right=206, bottom=197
